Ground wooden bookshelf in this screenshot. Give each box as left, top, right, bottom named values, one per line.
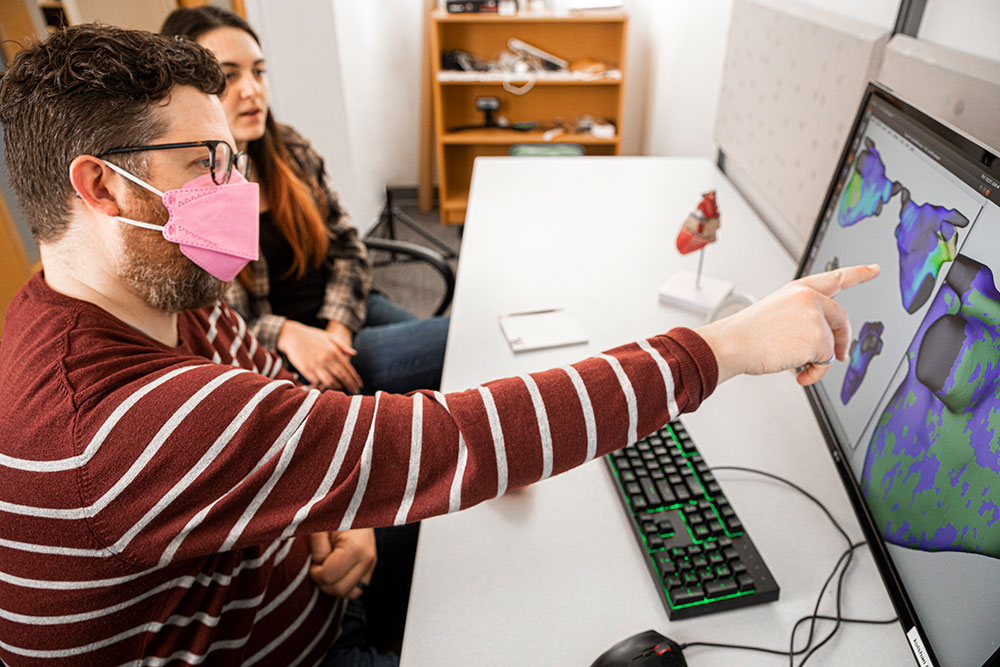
left=430, top=8, right=627, bottom=224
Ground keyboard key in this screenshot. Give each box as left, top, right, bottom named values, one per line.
left=674, top=486, right=691, bottom=502
left=665, top=575, right=682, bottom=589
left=653, top=446, right=668, bottom=456
left=720, top=506, right=736, bottom=518
left=626, top=482, right=641, bottom=495
left=642, top=521, right=657, bottom=534
left=732, top=561, right=747, bottom=575
left=682, top=572, right=699, bottom=585
left=641, top=481, right=662, bottom=507
left=635, top=468, right=649, bottom=477
left=686, top=512, right=703, bottom=526
left=664, top=465, right=678, bottom=475
left=649, top=536, right=664, bottom=550
left=701, top=471, right=715, bottom=482
left=708, top=521, right=725, bottom=535
left=637, top=442, right=650, bottom=452
left=631, top=495, right=647, bottom=511
left=620, top=470, right=636, bottom=482
left=655, top=480, right=676, bottom=505
left=704, top=579, right=738, bottom=598
left=725, top=518, right=743, bottom=533
left=723, top=547, right=739, bottom=561
left=703, top=541, right=719, bottom=552
left=707, top=482, right=721, bottom=495
left=715, top=564, right=732, bottom=578
left=693, top=525, right=710, bottom=540
left=698, top=568, right=715, bottom=582
left=651, top=469, right=665, bottom=480
left=737, top=574, right=756, bottom=591
left=701, top=510, right=715, bottom=522
left=708, top=552, right=725, bottom=565
left=669, top=586, right=705, bottom=606
left=692, top=555, right=708, bottom=569
left=685, top=476, right=704, bottom=498
left=718, top=536, right=733, bottom=547
left=654, top=553, right=675, bottom=575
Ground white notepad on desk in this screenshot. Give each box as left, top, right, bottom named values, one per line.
left=498, top=308, right=588, bottom=353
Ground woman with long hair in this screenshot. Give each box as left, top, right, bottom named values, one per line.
left=162, top=8, right=427, bottom=665
left=162, top=6, right=448, bottom=398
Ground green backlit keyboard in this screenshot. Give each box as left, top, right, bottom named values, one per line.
left=606, top=420, right=780, bottom=620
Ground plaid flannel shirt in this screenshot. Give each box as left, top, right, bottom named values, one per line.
left=224, top=123, right=373, bottom=351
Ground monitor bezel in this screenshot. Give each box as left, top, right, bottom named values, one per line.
left=794, top=80, right=1000, bottom=667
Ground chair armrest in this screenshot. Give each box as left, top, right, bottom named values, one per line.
left=364, top=237, right=456, bottom=317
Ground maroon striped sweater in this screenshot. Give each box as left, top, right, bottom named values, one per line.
left=0, top=274, right=717, bottom=666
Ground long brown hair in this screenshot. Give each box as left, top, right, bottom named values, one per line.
left=161, top=7, right=330, bottom=285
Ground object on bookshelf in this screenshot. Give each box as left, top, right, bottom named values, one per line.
left=429, top=8, right=627, bottom=224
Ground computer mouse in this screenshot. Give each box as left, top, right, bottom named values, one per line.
left=590, top=629, right=688, bottom=667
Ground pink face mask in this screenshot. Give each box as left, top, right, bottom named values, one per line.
left=103, top=161, right=259, bottom=282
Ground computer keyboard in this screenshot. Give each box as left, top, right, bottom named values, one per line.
left=606, top=420, right=779, bottom=620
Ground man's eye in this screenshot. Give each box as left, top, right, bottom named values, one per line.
left=253, top=68, right=266, bottom=78
left=197, top=158, right=212, bottom=170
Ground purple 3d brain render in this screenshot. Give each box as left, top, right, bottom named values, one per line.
left=838, top=138, right=901, bottom=228
left=840, top=321, right=884, bottom=405
left=894, top=188, right=970, bottom=314
left=863, top=256, right=1000, bottom=559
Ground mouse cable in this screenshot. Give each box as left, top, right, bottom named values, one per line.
left=710, top=465, right=855, bottom=663
left=677, top=466, right=897, bottom=664
left=678, top=543, right=893, bottom=662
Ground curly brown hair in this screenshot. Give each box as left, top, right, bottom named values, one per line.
left=0, top=24, right=226, bottom=243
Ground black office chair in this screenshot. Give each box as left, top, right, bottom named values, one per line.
left=364, top=189, right=456, bottom=317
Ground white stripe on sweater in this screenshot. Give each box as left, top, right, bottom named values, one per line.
left=478, top=386, right=508, bottom=497
left=161, top=390, right=318, bottom=565
left=560, top=365, right=597, bottom=462
left=283, top=395, right=363, bottom=537
left=637, top=339, right=679, bottom=418
left=433, top=392, right=468, bottom=513
left=2, top=554, right=312, bottom=660
left=394, top=394, right=423, bottom=525
left=598, top=353, right=638, bottom=447
left=0, top=366, right=198, bottom=473
left=338, top=393, right=381, bottom=530
left=0, top=369, right=249, bottom=519
left=520, top=374, right=553, bottom=480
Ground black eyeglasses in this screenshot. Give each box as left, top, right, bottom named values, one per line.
left=100, top=140, right=250, bottom=186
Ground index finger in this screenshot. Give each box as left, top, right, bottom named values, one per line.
left=798, top=264, right=881, bottom=297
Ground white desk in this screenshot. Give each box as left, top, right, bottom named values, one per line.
left=400, top=157, right=915, bottom=666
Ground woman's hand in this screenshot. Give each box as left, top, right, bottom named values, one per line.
left=697, top=264, right=881, bottom=386
left=277, top=320, right=362, bottom=392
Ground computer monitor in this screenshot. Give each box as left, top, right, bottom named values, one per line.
left=797, top=82, right=1000, bottom=667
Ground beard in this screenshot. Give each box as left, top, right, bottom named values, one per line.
left=117, top=190, right=227, bottom=313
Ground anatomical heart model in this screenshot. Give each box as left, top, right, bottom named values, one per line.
left=676, top=190, right=720, bottom=255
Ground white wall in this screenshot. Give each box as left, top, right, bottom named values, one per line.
left=246, top=0, right=999, bottom=228
left=920, top=0, right=1000, bottom=62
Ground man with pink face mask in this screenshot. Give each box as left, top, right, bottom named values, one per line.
left=0, top=25, right=878, bottom=667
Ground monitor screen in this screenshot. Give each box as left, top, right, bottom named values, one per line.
left=798, top=83, right=1000, bottom=667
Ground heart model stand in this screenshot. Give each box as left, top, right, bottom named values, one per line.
left=659, top=190, right=733, bottom=315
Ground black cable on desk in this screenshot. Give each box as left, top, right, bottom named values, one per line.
left=677, top=465, right=898, bottom=666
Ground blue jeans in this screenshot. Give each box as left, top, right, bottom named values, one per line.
left=352, top=293, right=449, bottom=394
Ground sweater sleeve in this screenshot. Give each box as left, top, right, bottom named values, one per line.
left=69, top=327, right=716, bottom=570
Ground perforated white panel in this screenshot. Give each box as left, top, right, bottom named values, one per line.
left=879, top=35, right=1000, bottom=152
left=715, top=0, right=889, bottom=255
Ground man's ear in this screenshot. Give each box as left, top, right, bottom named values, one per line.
left=69, top=156, right=123, bottom=218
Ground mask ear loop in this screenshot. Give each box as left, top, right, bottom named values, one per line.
left=100, top=159, right=169, bottom=231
